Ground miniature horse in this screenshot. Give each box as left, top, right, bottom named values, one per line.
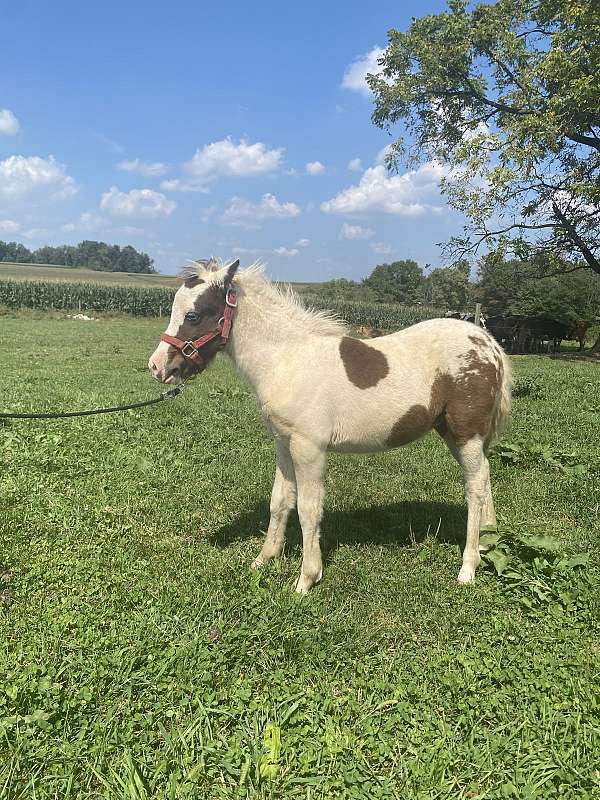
left=149, top=259, right=512, bottom=593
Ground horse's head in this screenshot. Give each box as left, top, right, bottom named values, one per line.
left=148, top=258, right=239, bottom=384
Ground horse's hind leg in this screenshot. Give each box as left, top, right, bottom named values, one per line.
left=251, top=439, right=296, bottom=570
left=451, top=436, right=490, bottom=583
left=441, top=431, right=496, bottom=533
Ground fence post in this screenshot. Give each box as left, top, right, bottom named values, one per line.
left=474, top=303, right=482, bottom=327
left=159, top=305, right=162, bottom=318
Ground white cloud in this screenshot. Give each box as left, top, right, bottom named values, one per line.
left=306, top=161, right=325, bottom=175
left=0, top=219, right=20, bottom=233
left=185, top=137, right=283, bottom=180
left=0, top=155, right=77, bottom=198
left=117, top=158, right=168, bottom=177
left=348, top=158, right=362, bottom=172
left=341, top=46, right=384, bottom=96
left=296, top=238, right=310, bottom=247
left=339, top=223, right=374, bottom=240
left=321, top=162, right=445, bottom=217
left=61, top=211, right=105, bottom=233
left=221, top=193, right=301, bottom=228
left=160, top=179, right=209, bottom=193
left=100, top=186, right=176, bottom=218
left=370, top=241, right=393, bottom=255
left=0, top=109, right=20, bottom=136
left=273, top=247, right=299, bottom=257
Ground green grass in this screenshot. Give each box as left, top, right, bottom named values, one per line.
left=0, top=313, right=599, bottom=799
left=0, top=263, right=180, bottom=288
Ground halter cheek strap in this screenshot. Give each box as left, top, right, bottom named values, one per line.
left=160, top=286, right=237, bottom=369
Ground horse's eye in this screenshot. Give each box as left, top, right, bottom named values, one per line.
left=185, top=312, right=200, bottom=323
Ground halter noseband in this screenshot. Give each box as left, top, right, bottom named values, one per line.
left=160, top=286, right=238, bottom=370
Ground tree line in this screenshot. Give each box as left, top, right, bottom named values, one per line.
left=0, top=240, right=155, bottom=274
left=312, top=257, right=600, bottom=323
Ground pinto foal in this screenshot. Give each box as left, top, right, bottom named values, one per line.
left=149, top=259, right=512, bottom=593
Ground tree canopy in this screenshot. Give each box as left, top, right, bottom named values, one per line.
left=362, top=259, right=426, bottom=303
left=476, top=254, right=600, bottom=320
left=0, top=240, right=155, bottom=273
left=370, top=0, right=600, bottom=276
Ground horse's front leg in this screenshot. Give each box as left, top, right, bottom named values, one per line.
left=289, top=436, right=326, bottom=594
left=251, top=439, right=296, bottom=570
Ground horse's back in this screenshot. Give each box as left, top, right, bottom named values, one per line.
left=328, top=318, right=510, bottom=453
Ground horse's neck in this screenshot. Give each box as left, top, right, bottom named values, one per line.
left=226, top=282, right=302, bottom=398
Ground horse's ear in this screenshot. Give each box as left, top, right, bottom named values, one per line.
left=205, top=257, right=221, bottom=272
left=225, top=259, right=240, bottom=285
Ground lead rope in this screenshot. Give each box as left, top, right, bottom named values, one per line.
left=0, top=383, right=185, bottom=420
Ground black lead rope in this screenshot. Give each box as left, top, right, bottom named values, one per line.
left=0, top=383, right=185, bottom=420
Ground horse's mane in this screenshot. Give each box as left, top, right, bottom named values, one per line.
left=179, top=258, right=348, bottom=338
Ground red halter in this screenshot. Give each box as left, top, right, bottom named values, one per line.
left=160, top=286, right=238, bottom=369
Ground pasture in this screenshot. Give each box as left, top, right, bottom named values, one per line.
left=0, top=312, right=599, bottom=799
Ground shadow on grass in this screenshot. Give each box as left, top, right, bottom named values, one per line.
left=213, top=500, right=466, bottom=562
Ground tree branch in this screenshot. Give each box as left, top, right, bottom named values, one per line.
left=552, top=202, right=600, bottom=275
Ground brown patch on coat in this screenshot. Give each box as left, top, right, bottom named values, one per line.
left=386, top=404, right=432, bottom=446
left=339, top=336, right=389, bottom=389
left=385, top=346, right=502, bottom=449
left=468, top=334, right=488, bottom=348
left=433, top=348, right=502, bottom=447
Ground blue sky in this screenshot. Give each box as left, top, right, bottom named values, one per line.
left=0, top=0, right=460, bottom=280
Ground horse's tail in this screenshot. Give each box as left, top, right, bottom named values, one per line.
left=487, top=348, right=512, bottom=450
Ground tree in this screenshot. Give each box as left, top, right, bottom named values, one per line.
left=369, top=0, right=600, bottom=343
left=0, top=239, right=155, bottom=273
left=363, top=260, right=425, bottom=303
left=477, top=254, right=600, bottom=320
left=425, top=260, right=472, bottom=308
left=308, top=278, right=378, bottom=302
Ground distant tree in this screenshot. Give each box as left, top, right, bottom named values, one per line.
left=477, top=254, right=600, bottom=321
left=363, top=260, right=425, bottom=303
left=0, top=241, right=32, bottom=263
left=425, top=260, right=472, bottom=308
left=310, top=278, right=378, bottom=302
left=0, top=239, right=155, bottom=273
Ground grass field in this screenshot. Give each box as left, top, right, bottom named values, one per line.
left=0, top=312, right=599, bottom=799
left=0, top=263, right=319, bottom=293
left=0, top=263, right=181, bottom=288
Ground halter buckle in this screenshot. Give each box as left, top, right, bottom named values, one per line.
left=181, top=341, right=198, bottom=358
left=225, top=288, right=237, bottom=308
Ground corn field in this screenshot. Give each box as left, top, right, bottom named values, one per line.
left=303, top=295, right=445, bottom=330
left=0, top=278, right=445, bottom=330
left=0, top=279, right=175, bottom=317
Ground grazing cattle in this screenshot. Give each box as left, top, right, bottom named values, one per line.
left=515, top=316, right=571, bottom=354
left=149, top=258, right=512, bottom=591
left=565, top=320, right=589, bottom=351
left=444, top=311, right=487, bottom=328
left=485, top=315, right=524, bottom=352
left=486, top=314, right=587, bottom=354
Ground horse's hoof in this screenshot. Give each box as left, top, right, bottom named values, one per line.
left=294, top=569, right=322, bottom=594
left=457, top=566, right=476, bottom=584
left=250, top=557, right=264, bottom=572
